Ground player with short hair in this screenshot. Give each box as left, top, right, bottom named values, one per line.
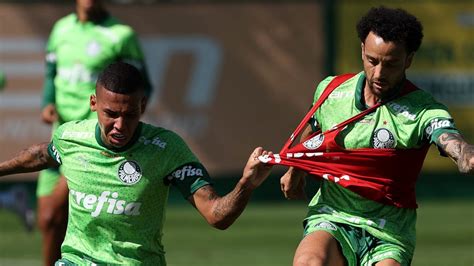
left=37, top=0, right=151, bottom=264
left=0, top=62, right=273, bottom=265
left=260, top=6, right=474, bottom=266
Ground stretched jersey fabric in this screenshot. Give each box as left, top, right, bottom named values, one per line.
left=42, top=13, right=152, bottom=123
left=48, top=119, right=211, bottom=265
left=262, top=72, right=456, bottom=208
left=264, top=74, right=428, bottom=208
left=261, top=72, right=457, bottom=252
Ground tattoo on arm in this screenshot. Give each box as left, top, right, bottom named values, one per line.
left=439, top=133, right=463, bottom=160
left=191, top=182, right=253, bottom=229
left=0, top=143, right=55, bottom=176
left=438, top=133, right=474, bottom=173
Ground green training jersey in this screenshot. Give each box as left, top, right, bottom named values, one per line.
left=306, top=72, right=458, bottom=254
left=48, top=119, right=210, bottom=265
left=43, top=13, right=151, bottom=123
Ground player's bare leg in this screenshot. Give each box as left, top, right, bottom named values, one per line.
left=375, top=258, right=401, bottom=266
left=37, top=175, right=68, bottom=266
left=293, top=230, right=346, bottom=266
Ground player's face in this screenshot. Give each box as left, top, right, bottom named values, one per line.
left=361, top=31, right=414, bottom=100
left=90, top=86, right=145, bottom=149
left=76, top=0, right=102, bottom=11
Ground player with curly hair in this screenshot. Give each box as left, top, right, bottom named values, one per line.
left=265, top=6, right=474, bottom=266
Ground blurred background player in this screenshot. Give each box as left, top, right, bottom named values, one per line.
left=37, top=0, right=152, bottom=265
left=267, top=6, right=474, bottom=266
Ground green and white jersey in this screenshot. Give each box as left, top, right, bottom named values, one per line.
left=306, top=72, right=458, bottom=254
left=43, top=13, right=151, bottom=123
left=48, top=119, right=210, bottom=265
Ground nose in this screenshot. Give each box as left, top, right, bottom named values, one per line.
left=114, top=116, right=125, bottom=131
left=373, top=64, right=387, bottom=81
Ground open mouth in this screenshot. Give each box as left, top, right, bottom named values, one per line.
left=111, top=133, right=127, bottom=144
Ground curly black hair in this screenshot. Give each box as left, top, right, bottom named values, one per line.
left=356, top=6, right=423, bottom=53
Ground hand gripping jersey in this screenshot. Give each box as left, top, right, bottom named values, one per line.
left=48, top=119, right=210, bottom=265
left=261, top=73, right=456, bottom=209
left=43, top=13, right=151, bottom=123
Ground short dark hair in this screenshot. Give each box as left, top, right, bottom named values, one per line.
left=96, top=62, right=145, bottom=94
left=356, top=6, right=423, bottom=53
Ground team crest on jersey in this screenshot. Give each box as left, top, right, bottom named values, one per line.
left=117, top=160, right=142, bottom=185
left=303, top=134, right=325, bottom=150
left=86, top=41, right=101, bottom=57
left=372, top=128, right=396, bottom=149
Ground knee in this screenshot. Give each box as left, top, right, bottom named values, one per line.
left=37, top=205, right=67, bottom=232
left=37, top=207, right=55, bottom=231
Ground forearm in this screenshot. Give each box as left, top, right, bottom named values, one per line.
left=0, top=143, right=55, bottom=177
left=438, top=133, right=474, bottom=174
left=202, top=180, right=255, bottom=230
left=458, top=143, right=474, bottom=174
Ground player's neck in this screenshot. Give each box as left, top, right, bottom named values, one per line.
left=77, top=8, right=108, bottom=24
left=363, top=86, right=381, bottom=107
left=363, top=79, right=405, bottom=107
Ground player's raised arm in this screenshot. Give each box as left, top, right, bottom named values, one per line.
left=280, top=124, right=314, bottom=200
left=188, top=147, right=273, bottom=230
left=0, top=142, right=59, bottom=177
left=437, top=132, right=474, bottom=174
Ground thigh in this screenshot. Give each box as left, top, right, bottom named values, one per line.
left=363, top=241, right=411, bottom=266
left=294, top=230, right=346, bottom=266
left=37, top=168, right=61, bottom=197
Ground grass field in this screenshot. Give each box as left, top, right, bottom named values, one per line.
left=0, top=200, right=472, bottom=266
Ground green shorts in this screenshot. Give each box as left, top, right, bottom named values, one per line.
left=36, top=167, right=61, bottom=197
left=303, top=218, right=412, bottom=266
left=37, top=122, right=61, bottom=197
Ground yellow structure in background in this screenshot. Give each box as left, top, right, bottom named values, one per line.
left=334, top=1, right=474, bottom=172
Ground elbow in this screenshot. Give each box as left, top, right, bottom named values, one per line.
left=457, top=157, right=474, bottom=174
left=208, top=218, right=232, bottom=230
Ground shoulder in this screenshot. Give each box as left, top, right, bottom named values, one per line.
left=52, top=13, right=77, bottom=31
left=396, top=87, right=450, bottom=113
left=102, top=16, right=136, bottom=38
left=314, top=72, right=361, bottom=99
left=55, top=119, right=96, bottom=140
left=139, top=123, right=188, bottom=148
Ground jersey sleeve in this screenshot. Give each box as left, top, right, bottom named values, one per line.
left=165, top=162, right=212, bottom=199
left=161, top=132, right=212, bottom=198
left=309, top=76, right=334, bottom=132
left=418, top=100, right=460, bottom=155
left=47, top=122, right=67, bottom=164
left=42, top=23, right=59, bottom=108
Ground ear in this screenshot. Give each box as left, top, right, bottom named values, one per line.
left=405, top=52, right=415, bottom=69
left=140, top=97, right=148, bottom=115
left=90, top=94, right=97, bottom=112
left=361, top=42, right=365, bottom=61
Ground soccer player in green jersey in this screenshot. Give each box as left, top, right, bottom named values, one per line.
left=37, top=0, right=152, bottom=264
left=277, top=7, right=474, bottom=266
left=0, top=62, right=273, bottom=265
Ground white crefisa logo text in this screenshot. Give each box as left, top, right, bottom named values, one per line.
left=70, top=190, right=141, bottom=217
left=387, top=102, right=416, bottom=121
left=425, top=118, right=452, bottom=136
left=139, top=136, right=167, bottom=149
left=118, top=161, right=142, bottom=185
left=167, top=165, right=203, bottom=181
